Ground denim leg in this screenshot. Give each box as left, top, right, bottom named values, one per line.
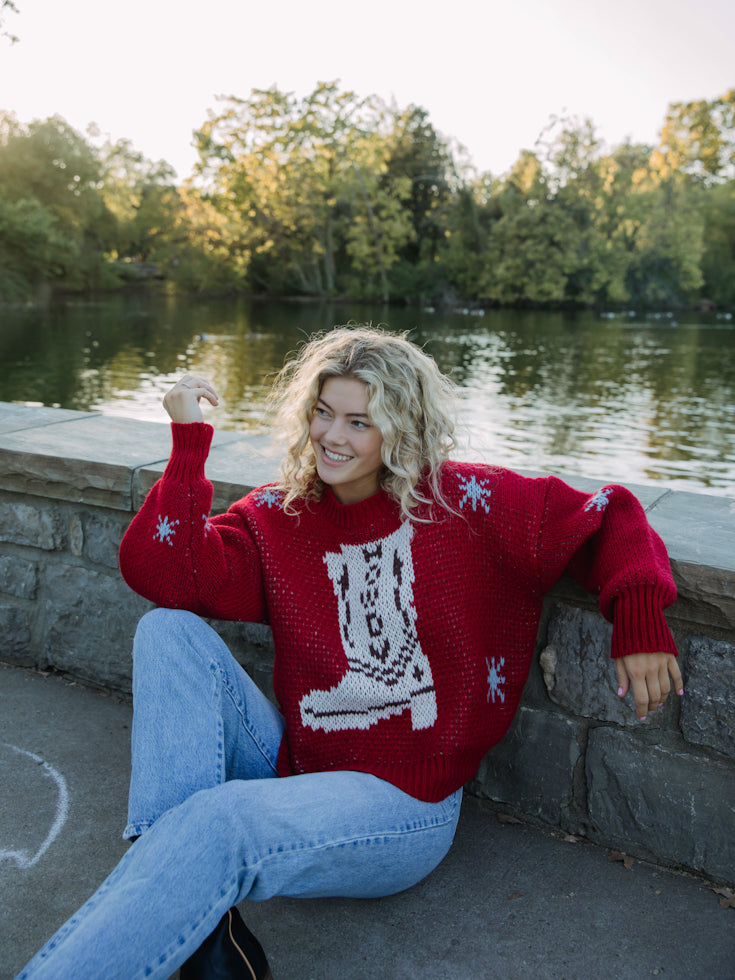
left=18, top=774, right=462, bottom=980
left=125, top=608, right=285, bottom=839
left=18, top=608, right=463, bottom=980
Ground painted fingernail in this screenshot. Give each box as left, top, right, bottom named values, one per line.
left=640, top=715, right=647, bottom=722
left=617, top=687, right=623, bottom=697
left=678, top=689, right=684, bottom=696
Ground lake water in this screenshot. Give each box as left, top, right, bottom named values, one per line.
left=3, top=292, right=734, bottom=497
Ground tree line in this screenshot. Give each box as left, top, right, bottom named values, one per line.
left=1, top=82, right=733, bottom=308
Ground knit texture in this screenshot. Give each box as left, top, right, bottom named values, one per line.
left=119, top=423, right=678, bottom=803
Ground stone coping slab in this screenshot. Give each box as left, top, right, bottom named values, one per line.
left=1, top=403, right=97, bottom=433
left=1, top=404, right=733, bottom=581
left=0, top=408, right=244, bottom=510
left=646, top=490, right=735, bottom=570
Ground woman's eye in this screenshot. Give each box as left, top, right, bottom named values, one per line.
left=352, top=420, right=368, bottom=430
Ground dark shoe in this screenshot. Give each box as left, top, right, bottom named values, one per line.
left=180, top=907, right=273, bottom=980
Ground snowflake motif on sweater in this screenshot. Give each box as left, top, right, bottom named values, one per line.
left=457, top=474, right=492, bottom=513
left=585, top=487, right=613, bottom=513
left=253, top=487, right=284, bottom=509
left=153, top=515, right=179, bottom=546
left=486, top=657, right=506, bottom=704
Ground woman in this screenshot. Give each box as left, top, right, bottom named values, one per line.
left=19, top=326, right=682, bottom=979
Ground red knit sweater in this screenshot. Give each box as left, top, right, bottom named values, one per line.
left=119, top=423, right=678, bottom=803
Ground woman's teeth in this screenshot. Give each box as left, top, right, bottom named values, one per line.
left=324, top=447, right=351, bottom=462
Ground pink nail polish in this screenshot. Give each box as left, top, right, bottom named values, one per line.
left=640, top=715, right=647, bottom=722
left=678, top=689, right=684, bottom=696
left=617, top=687, right=623, bottom=697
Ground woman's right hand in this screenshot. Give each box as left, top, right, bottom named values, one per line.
left=162, top=375, right=219, bottom=423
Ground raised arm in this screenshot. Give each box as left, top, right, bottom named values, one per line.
left=118, top=376, right=267, bottom=623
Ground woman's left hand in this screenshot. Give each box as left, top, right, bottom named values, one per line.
left=617, top=652, right=684, bottom=720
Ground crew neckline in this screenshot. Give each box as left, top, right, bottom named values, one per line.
left=316, top=484, right=402, bottom=531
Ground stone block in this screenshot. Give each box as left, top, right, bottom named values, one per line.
left=0, top=603, right=32, bottom=663
left=680, top=637, right=735, bottom=762
left=0, top=555, right=38, bottom=599
left=469, top=706, right=583, bottom=825
left=539, top=604, right=668, bottom=727
left=587, top=726, right=735, bottom=881
left=211, top=619, right=274, bottom=656
left=42, top=563, right=152, bottom=691
left=207, top=619, right=276, bottom=700
left=80, top=511, right=130, bottom=570
left=0, top=415, right=175, bottom=510
left=666, top=562, right=735, bottom=635
left=0, top=499, right=64, bottom=550
left=251, top=660, right=277, bottom=704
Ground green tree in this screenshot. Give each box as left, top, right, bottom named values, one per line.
left=0, top=196, right=73, bottom=300
left=0, top=114, right=115, bottom=289
left=381, top=106, right=455, bottom=298
left=97, top=137, right=178, bottom=270
left=699, top=180, right=735, bottom=305
left=437, top=174, right=501, bottom=301
left=194, top=82, right=415, bottom=300
left=624, top=180, right=704, bottom=305
left=654, top=90, right=735, bottom=183
left=148, top=183, right=250, bottom=293
left=465, top=115, right=707, bottom=308
left=651, top=91, right=735, bottom=305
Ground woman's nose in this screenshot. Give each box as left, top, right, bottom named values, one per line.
left=326, top=418, right=348, bottom=443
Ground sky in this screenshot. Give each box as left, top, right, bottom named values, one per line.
left=1, top=0, right=733, bottom=180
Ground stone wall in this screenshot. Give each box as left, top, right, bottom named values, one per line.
left=1, top=403, right=733, bottom=883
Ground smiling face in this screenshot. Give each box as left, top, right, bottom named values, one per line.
left=309, top=376, right=384, bottom=505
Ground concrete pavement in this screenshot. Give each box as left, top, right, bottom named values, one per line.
left=2, top=663, right=733, bottom=980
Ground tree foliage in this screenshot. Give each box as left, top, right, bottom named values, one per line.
left=193, top=83, right=417, bottom=299
left=654, top=90, right=735, bottom=183
left=1, top=84, right=734, bottom=308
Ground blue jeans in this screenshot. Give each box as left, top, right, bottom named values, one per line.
left=18, top=609, right=462, bottom=980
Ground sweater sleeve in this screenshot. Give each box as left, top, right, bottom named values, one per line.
left=118, top=422, right=267, bottom=623
left=536, top=479, right=678, bottom=659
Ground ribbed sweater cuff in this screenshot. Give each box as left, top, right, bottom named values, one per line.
left=163, top=422, right=214, bottom=482
left=610, top=585, right=678, bottom=659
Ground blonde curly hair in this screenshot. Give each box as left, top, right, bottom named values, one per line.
left=269, top=325, right=457, bottom=521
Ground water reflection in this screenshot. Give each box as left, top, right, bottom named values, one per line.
left=2, top=294, right=734, bottom=496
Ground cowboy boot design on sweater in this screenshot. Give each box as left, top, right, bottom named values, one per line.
left=300, top=522, right=438, bottom=733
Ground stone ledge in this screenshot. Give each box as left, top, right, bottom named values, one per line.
left=0, top=403, right=98, bottom=433
left=0, top=405, right=270, bottom=511
left=1, top=403, right=733, bottom=581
